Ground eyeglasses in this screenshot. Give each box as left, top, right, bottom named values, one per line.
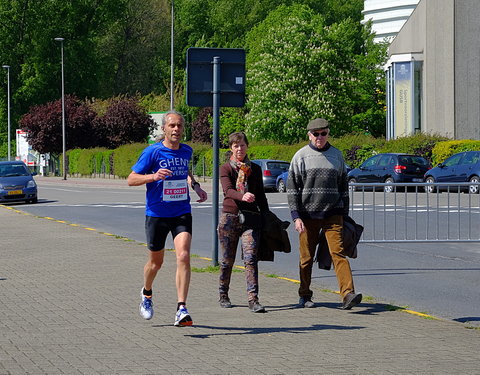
left=311, top=130, right=328, bottom=137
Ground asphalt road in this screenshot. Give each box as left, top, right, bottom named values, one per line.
left=10, top=177, right=480, bottom=327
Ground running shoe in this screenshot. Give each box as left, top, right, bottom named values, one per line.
left=139, top=290, right=154, bottom=320
left=174, top=305, right=193, bottom=326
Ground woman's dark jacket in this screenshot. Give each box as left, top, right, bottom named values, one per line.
left=219, top=162, right=268, bottom=214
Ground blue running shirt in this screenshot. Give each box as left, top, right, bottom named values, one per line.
left=132, top=142, right=193, bottom=217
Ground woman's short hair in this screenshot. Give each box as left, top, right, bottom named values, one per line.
left=228, top=132, right=249, bottom=147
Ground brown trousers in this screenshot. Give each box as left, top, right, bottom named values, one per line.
left=298, top=215, right=354, bottom=299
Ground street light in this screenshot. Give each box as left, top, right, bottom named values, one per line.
left=2, top=65, right=11, bottom=161
left=170, top=0, right=174, bottom=110
left=54, top=37, right=66, bottom=180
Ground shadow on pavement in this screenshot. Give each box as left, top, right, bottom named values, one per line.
left=176, top=323, right=365, bottom=339
left=454, top=316, right=480, bottom=323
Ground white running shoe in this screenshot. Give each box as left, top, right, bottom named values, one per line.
left=174, top=305, right=193, bottom=326
left=139, top=290, right=154, bottom=320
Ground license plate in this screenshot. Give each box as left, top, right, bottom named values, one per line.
left=412, top=178, right=423, bottom=182
left=8, top=190, right=23, bottom=195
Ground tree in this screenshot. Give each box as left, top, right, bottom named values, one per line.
left=94, top=97, right=155, bottom=149
left=19, top=96, right=96, bottom=154
left=191, top=107, right=212, bottom=144
left=245, top=4, right=387, bottom=143
left=96, top=0, right=171, bottom=96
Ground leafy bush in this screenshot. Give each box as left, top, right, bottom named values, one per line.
left=219, top=108, right=247, bottom=147
left=431, top=140, right=480, bottom=165
left=186, top=142, right=212, bottom=175
left=379, top=133, right=447, bottom=164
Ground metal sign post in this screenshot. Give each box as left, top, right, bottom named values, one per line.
left=211, top=56, right=221, bottom=265
left=186, top=48, right=245, bottom=266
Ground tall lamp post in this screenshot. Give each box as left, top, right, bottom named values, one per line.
left=54, top=37, right=66, bottom=180
left=2, top=65, right=11, bottom=161
left=170, top=0, right=174, bottom=110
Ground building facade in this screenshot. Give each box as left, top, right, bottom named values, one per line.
left=384, top=0, right=480, bottom=140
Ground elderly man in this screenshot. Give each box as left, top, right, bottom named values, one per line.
left=287, top=118, right=362, bottom=310
left=128, top=110, right=207, bottom=326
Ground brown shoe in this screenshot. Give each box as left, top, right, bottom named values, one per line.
left=248, top=300, right=266, bottom=313
left=219, top=295, right=232, bottom=308
left=342, top=292, right=362, bottom=310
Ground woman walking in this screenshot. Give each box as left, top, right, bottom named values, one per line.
left=218, top=132, right=269, bottom=312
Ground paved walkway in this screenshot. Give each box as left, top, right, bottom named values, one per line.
left=0, top=195, right=479, bottom=374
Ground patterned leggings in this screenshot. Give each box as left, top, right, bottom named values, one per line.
left=218, top=213, right=260, bottom=302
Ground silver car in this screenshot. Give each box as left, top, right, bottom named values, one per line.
left=251, top=159, right=290, bottom=191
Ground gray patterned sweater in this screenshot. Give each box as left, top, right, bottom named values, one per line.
left=287, top=142, right=349, bottom=221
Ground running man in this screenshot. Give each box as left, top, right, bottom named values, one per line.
left=127, top=110, right=207, bottom=326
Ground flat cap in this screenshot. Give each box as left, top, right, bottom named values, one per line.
left=307, top=118, right=329, bottom=131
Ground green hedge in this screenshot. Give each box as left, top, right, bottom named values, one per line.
left=66, top=148, right=113, bottom=175
left=60, top=134, right=480, bottom=178
left=113, top=143, right=146, bottom=178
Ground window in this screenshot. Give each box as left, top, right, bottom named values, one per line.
left=267, top=162, right=289, bottom=171
left=378, top=155, right=392, bottom=167
left=443, top=153, right=463, bottom=167
left=362, top=155, right=381, bottom=168
left=462, top=152, right=479, bottom=165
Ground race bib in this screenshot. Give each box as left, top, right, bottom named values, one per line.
left=163, top=179, right=188, bottom=201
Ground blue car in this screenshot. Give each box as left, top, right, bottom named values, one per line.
left=424, top=151, right=480, bottom=194
left=0, top=161, right=38, bottom=204
left=276, top=171, right=289, bottom=193
left=251, top=159, right=290, bottom=191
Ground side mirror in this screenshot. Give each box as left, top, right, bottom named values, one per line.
left=31, top=171, right=38, bottom=176
left=437, top=163, right=445, bottom=168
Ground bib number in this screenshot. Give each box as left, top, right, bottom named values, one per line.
left=163, top=179, right=188, bottom=201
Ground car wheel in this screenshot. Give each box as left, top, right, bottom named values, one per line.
left=425, top=176, right=436, bottom=193
left=469, top=175, right=479, bottom=194
left=348, top=178, right=357, bottom=192
left=27, top=197, right=38, bottom=204
left=277, top=179, right=286, bottom=193
left=384, top=177, right=394, bottom=193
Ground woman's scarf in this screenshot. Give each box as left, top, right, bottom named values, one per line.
left=230, top=154, right=252, bottom=193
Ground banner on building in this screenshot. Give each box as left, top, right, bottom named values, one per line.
left=394, top=62, right=413, bottom=137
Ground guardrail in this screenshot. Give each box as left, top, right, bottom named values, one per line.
left=349, top=182, right=480, bottom=243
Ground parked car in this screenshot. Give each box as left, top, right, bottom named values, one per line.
left=276, top=171, right=289, bottom=193
left=276, top=164, right=352, bottom=193
left=424, top=151, right=480, bottom=194
left=347, top=153, right=431, bottom=192
left=0, top=161, right=38, bottom=204
left=251, top=159, right=290, bottom=191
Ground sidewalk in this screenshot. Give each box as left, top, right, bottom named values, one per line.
left=0, top=205, right=478, bottom=374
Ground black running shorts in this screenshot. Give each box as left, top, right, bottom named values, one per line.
left=145, top=213, right=193, bottom=251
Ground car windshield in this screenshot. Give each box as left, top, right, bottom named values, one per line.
left=0, top=165, right=30, bottom=177
left=267, top=162, right=289, bottom=171
left=398, top=156, right=428, bottom=166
